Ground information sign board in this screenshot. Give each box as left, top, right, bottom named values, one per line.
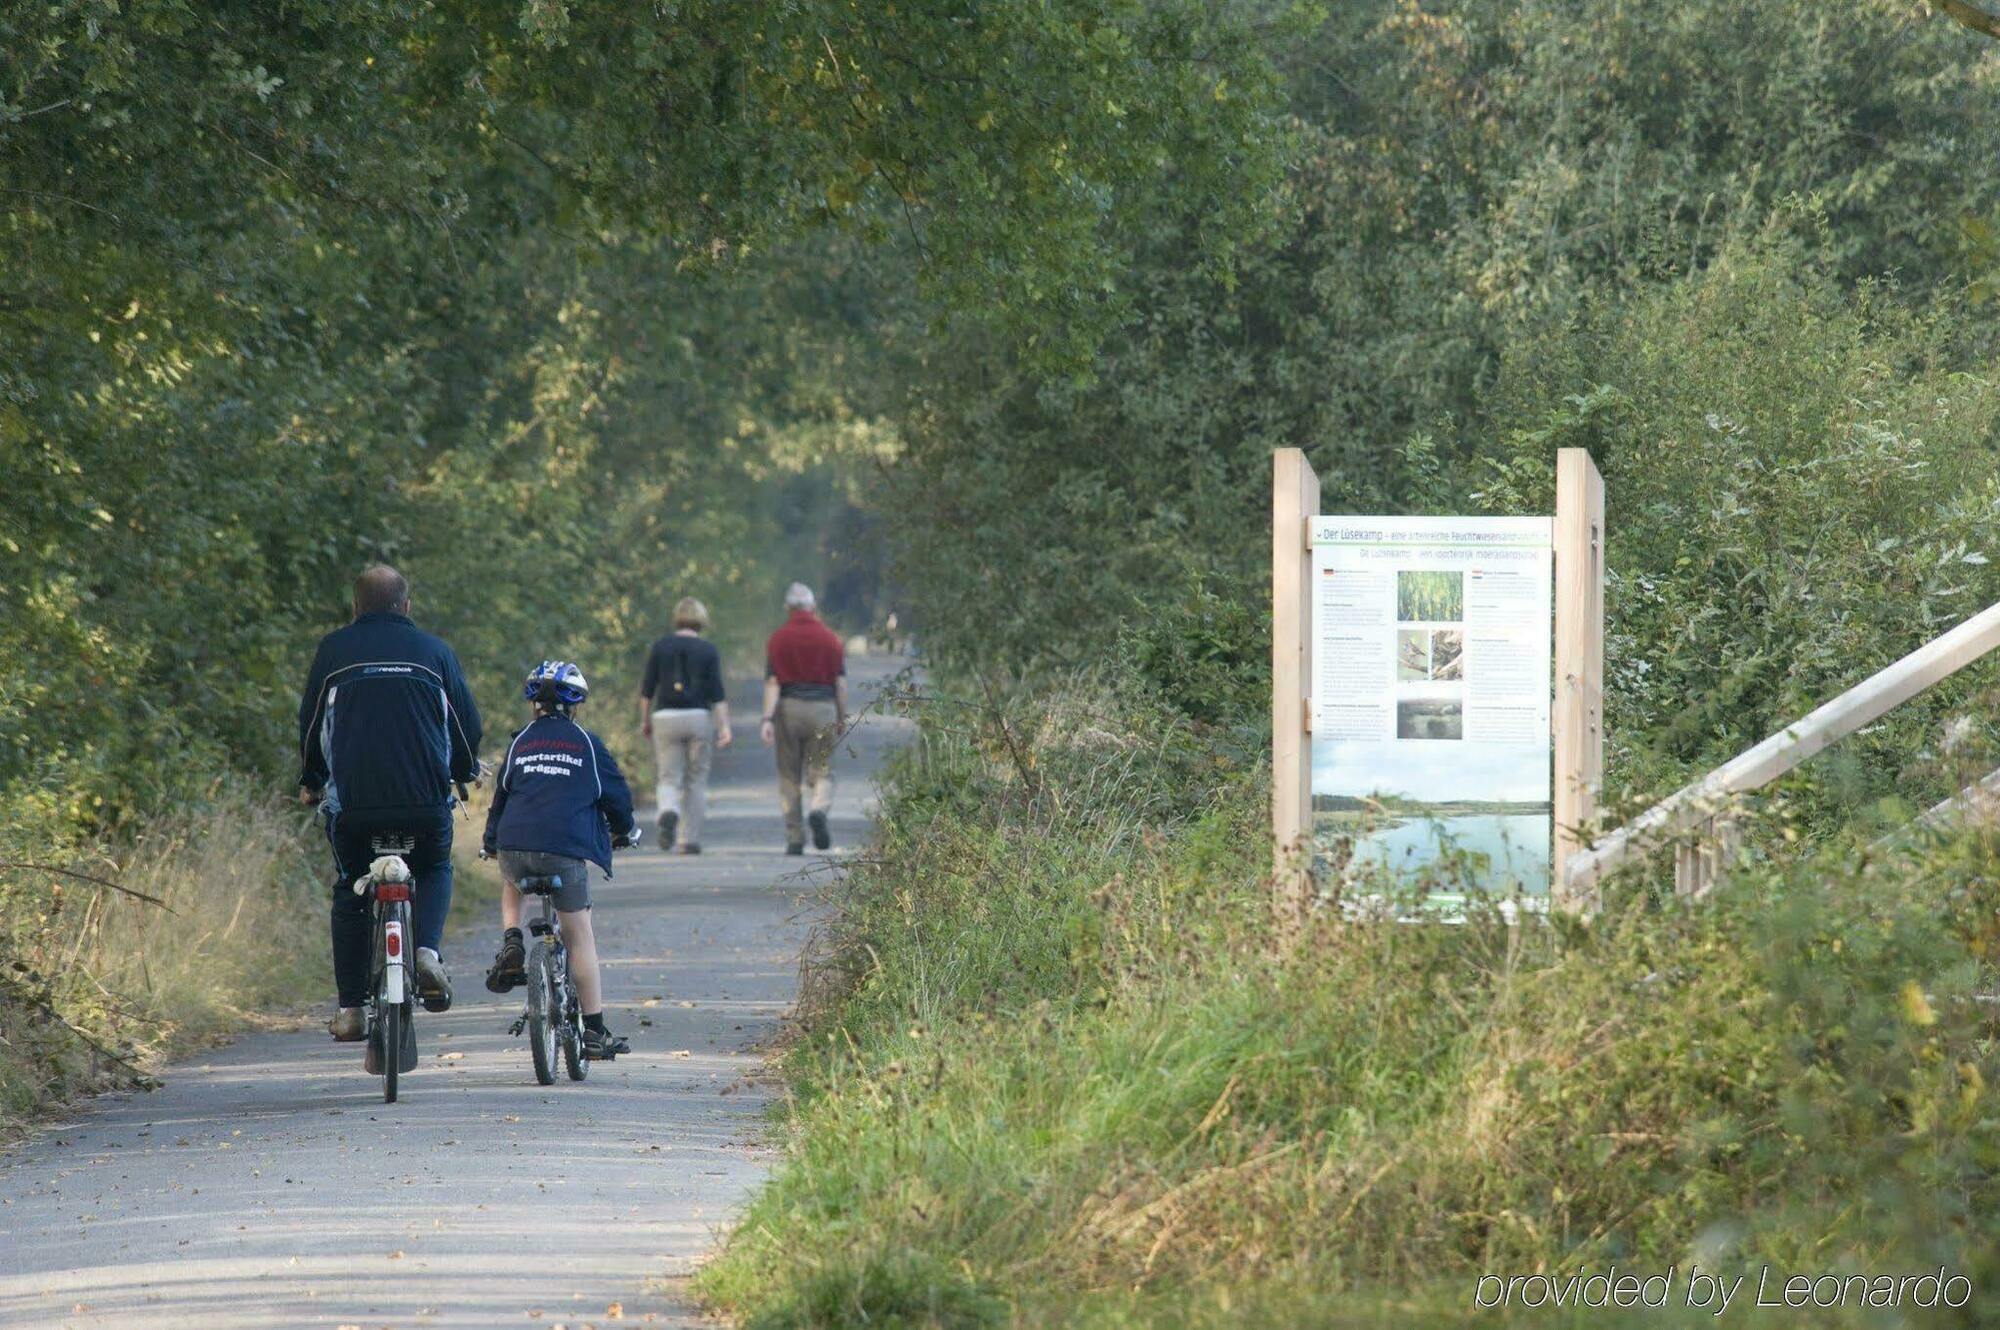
left=1309, top=516, right=1553, bottom=900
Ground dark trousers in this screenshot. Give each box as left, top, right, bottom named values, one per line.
left=325, top=810, right=454, bottom=1008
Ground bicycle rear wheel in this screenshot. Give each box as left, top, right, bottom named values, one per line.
left=380, top=1000, right=401, bottom=1103
left=527, top=943, right=557, bottom=1086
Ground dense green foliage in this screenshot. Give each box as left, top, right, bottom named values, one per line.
left=4, top=0, right=1287, bottom=822
left=886, top=1, right=2000, bottom=805
left=0, top=0, right=1288, bottom=1107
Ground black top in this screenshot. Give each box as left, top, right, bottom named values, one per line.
left=297, top=612, right=483, bottom=819
left=642, top=633, right=727, bottom=711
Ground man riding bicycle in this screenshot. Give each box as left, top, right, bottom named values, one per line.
left=297, top=565, right=483, bottom=1040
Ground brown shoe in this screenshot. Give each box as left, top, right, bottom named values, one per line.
left=329, top=1006, right=366, bottom=1041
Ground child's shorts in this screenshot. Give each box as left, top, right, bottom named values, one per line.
left=498, top=850, right=591, bottom=912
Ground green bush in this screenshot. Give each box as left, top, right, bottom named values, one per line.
left=1473, top=225, right=2000, bottom=814
left=886, top=0, right=2000, bottom=691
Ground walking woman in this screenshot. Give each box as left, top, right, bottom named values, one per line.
left=640, top=597, right=732, bottom=852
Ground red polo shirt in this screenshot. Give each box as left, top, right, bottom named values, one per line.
left=766, top=610, right=845, bottom=700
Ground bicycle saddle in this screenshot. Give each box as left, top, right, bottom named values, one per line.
left=515, top=874, right=565, bottom=895
left=369, top=833, right=418, bottom=855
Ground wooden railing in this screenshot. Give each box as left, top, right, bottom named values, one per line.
left=1869, top=764, right=2000, bottom=851
left=1565, top=600, right=2000, bottom=902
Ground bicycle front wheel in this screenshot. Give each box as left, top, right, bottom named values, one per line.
left=561, top=956, right=587, bottom=1083
left=527, top=944, right=557, bottom=1086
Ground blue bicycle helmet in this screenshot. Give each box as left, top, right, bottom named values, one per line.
left=523, top=660, right=590, bottom=708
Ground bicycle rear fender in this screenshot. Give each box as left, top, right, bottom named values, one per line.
left=383, top=917, right=407, bottom=1005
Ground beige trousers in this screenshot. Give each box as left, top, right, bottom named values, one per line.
left=773, top=696, right=837, bottom=844
left=650, top=708, right=713, bottom=845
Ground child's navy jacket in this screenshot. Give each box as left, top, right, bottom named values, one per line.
left=482, top=713, right=636, bottom=874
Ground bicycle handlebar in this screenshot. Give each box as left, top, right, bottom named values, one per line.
left=453, top=758, right=496, bottom=806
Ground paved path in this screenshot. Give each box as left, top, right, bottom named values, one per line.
left=0, top=657, right=910, bottom=1329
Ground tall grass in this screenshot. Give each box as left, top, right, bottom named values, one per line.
left=0, top=787, right=328, bottom=1127
left=698, top=681, right=2000, bottom=1328
left=0, top=784, right=500, bottom=1132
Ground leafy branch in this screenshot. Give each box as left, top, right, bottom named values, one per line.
left=1925, top=0, right=2000, bottom=40
left=0, top=861, right=175, bottom=912
left=0, top=969, right=157, bottom=1084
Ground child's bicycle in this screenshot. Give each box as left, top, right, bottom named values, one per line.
left=506, top=866, right=592, bottom=1085
left=501, top=832, right=637, bottom=1085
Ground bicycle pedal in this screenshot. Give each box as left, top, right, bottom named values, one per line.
left=418, top=973, right=453, bottom=1014
left=508, top=1016, right=527, bottom=1037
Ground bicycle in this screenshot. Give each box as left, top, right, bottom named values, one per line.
left=504, top=868, right=588, bottom=1085
left=502, top=830, right=638, bottom=1085
left=356, top=837, right=421, bottom=1103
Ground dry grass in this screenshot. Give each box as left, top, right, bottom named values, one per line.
left=93, top=798, right=326, bottom=1037
left=1, top=786, right=500, bottom=1134
left=0, top=790, right=324, bottom=1130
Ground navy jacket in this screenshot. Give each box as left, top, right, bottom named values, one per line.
left=482, top=714, right=636, bottom=874
left=297, top=612, right=483, bottom=824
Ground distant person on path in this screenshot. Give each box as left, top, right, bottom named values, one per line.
left=297, top=565, right=483, bottom=1040
left=761, top=582, right=847, bottom=854
left=640, top=597, right=732, bottom=853
left=481, top=661, right=637, bottom=1059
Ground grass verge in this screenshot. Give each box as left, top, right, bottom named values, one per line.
left=697, top=682, right=2000, bottom=1328
left=1, top=786, right=325, bottom=1134
left=0, top=785, right=503, bottom=1139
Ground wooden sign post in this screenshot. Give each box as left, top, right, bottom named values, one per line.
left=1271, top=448, right=1320, bottom=927
left=1551, top=447, right=1606, bottom=913
left=1271, top=446, right=1605, bottom=917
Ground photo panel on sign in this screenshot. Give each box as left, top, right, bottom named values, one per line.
left=1308, top=515, right=1554, bottom=902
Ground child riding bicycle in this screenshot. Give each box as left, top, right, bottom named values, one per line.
left=481, top=660, right=638, bottom=1059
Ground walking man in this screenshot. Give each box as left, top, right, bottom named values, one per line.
left=760, top=582, right=847, bottom=854
left=641, top=596, right=732, bottom=853
left=297, top=565, right=482, bottom=1038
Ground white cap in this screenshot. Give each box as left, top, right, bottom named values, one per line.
left=784, top=582, right=816, bottom=611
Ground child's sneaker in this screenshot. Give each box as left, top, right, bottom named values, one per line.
left=582, top=1025, right=630, bottom=1059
